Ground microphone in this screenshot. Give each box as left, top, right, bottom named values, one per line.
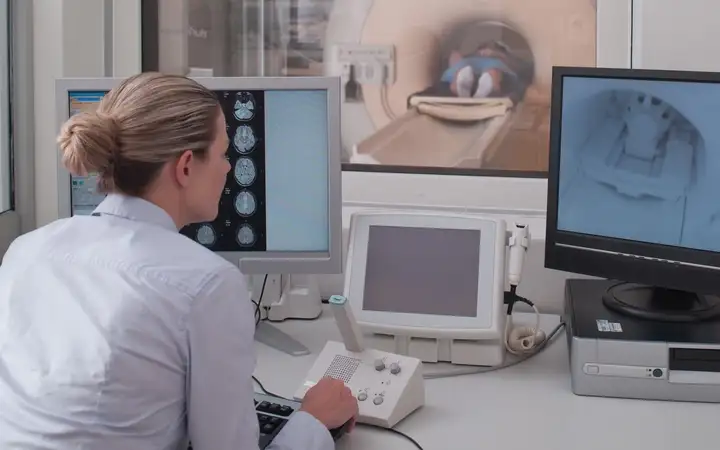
left=328, top=295, right=365, bottom=353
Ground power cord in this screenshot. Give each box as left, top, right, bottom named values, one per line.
left=252, top=274, right=269, bottom=326
left=253, top=275, right=321, bottom=323
left=358, top=424, right=424, bottom=450
left=504, top=285, right=547, bottom=356
left=252, top=376, right=424, bottom=450
left=252, top=375, right=285, bottom=400
left=423, top=320, right=565, bottom=379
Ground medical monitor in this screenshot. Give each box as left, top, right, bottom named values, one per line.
left=55, top=77, right=342, bottom=275
left=546, top=66, right=720, bottom=321
left=343, top=211, right=506, bottom=339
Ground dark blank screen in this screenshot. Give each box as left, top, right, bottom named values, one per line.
left=362, top=225, right=481, bottom=317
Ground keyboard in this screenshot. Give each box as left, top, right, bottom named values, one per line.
left=255, top=393, right=300, bottom=449
left=188, top=392, right=348, bottom=449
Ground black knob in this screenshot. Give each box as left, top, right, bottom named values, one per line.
left=652, top=368, right=663, bottom=378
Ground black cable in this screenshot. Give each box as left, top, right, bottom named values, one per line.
left=254, top=274, right=269, bottom=326
left=252, top=375, right=287, bottom=400
left=264, top=312, right=323, bottom=323
left=358, top=424, right=424, bottom=450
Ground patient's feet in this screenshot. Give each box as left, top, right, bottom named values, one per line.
left=455, top=66, right=475, bottom=98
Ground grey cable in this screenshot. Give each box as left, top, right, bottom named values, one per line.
left=422, top=322, right=566, bottom=379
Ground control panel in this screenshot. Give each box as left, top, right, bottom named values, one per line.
left=294, top=340, right=425, bottom=428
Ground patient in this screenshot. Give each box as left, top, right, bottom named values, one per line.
left=441, top=42, right=519, bottom=98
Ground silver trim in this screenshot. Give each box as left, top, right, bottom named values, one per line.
left=103, top=0, right=113, bottom=76
left=55, top=76, right=343, bottom=275
left=556, top=243, right=720, bottom=271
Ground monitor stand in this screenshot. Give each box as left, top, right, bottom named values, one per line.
left=602, top=282, right=720, bottom=322
left=255, top=322, right=311, bottom=356
left=250, top=274, right=321, bottom=356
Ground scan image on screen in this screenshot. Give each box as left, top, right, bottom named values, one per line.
left=362, top=225, right=480, bottom=317
left=180, top=89, right=330, bottom=253
left=556, top=76, right=720, bottom=252
left=68, top=91, right=108, bottom=216
left=67, top=87, right=330, bottom=254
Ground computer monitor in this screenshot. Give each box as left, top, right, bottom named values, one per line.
left=55, top=77, right=342, bottom=276
left=343, top=211, right=508, bottom=365
left=545, top=66, right=720, bottom=322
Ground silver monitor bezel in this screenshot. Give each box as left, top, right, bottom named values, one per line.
left=55, top=76, right=343, bottom=275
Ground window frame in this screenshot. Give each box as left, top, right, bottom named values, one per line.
left=0, top=0, right=35, bottom=257
left=138, top=0, right=632, bottom=213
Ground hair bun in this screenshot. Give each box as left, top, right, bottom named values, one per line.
left=58, top=111, right=121, bottom=176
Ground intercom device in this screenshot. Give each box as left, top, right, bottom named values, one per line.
left=343, top=211, right=531, bottom=366
left=294, top=295, right=425, bottom=428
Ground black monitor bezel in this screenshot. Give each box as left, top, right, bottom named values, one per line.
left=545, top=66, right=720, bottom=295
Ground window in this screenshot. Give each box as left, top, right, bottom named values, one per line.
left=142, top=0, right=598, bottom=178
left=0, top=0, right=32, bottom=257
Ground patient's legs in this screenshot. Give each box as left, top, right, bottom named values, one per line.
left=452, top=65, right=475, bottom=97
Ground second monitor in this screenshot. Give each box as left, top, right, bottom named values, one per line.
left=55, top=77, right=342, bottom=276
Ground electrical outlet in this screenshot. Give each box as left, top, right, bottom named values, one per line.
left=335, top=44, right=395, bottom=86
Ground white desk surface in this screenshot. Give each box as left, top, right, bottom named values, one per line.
left=254, top=311, right=717, bottom=450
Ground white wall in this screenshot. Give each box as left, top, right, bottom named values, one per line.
left=32, top=0, right=637, bottom=314
left=34, top=0, right=141, bottom=227
left=631, top=0, right=720, bottom=71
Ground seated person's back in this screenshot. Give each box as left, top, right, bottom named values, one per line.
left=0, top=72, right=357, bottom=450
left=0, top=195, right=233, bottom=448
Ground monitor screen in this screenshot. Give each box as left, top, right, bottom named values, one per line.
left=68, top=91, right=108, bottom=216
left=556, top=76, right=720, bottom=253
left=67, top=88, right=329, bottom=253
left=362, top=225, right=481, bottom=317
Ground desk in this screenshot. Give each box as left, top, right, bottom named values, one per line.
left=254, top=311, right=716, bottom=450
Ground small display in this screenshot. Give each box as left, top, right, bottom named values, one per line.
left=196, top=224, right=217, bottom=246
left=237, top=223, right=257, bottom=246
left=233, top=91, right=256, bottom=121
left=234, top=157, right=257, bottom=186
left=68, top=91, right=109, bottom=216
left=235, top=190, right=257, bottom=217
left=233, top=125, right=258, bottom=153
left=180, top=90, right=268, bottom=252
left=362, top=225, right=481, bottom=317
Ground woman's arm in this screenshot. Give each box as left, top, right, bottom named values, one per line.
left=186, top=266, right=333, bottom=450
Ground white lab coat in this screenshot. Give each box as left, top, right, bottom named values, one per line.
left=0, top=194, right=333, bottom=450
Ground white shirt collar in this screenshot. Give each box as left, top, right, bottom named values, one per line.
left=92, top=193, right=178, bottom=232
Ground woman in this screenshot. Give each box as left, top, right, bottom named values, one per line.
left=0, top=73, right=357, bottom=450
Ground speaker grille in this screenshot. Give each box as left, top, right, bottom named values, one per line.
left=323, top=355, right=360, bottom=383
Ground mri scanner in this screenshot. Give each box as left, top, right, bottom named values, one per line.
left=322, top=0, right=597, bottom=169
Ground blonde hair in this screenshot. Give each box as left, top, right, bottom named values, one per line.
left=58, top=72, right=220, bottom=195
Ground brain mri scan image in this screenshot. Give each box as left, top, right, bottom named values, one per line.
left=233, top=125, right=257, bottom=153
left=234, top=157, right=257, bottom=186
left=236, top=224, right=256, bottom=246
left=233, top=92, right=256, bottom=121
left=196, top=224, right=216, bottom=246
left=234, top=190, right=257, bottom=217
